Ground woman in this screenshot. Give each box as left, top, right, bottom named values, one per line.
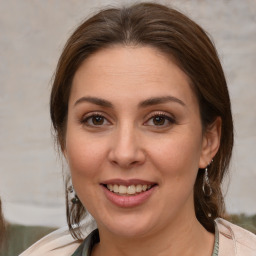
left=21, top=2, right=256, bottom=256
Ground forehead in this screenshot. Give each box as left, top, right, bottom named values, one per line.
left=70, top=45, right=197, bottom=107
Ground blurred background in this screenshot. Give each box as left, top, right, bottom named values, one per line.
left=0, top=0, right=255, bottom=254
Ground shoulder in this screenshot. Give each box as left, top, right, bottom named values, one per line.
left=215, top=218, right=256, bottom=256
left=19, top=216, right=97, bottom=256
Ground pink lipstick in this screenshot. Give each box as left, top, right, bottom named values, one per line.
left=101, top=179, right=157, bottom=208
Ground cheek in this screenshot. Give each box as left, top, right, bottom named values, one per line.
left=148, top=132, right=202, bottom=180
left=65, top=131, right=107, bottom=180
left=65, top=134, right=108, bottom=207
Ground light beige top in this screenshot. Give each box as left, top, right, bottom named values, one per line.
left=20, top=217, right=256, bottom=256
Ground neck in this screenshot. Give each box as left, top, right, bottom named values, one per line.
left=92, top=214, right=215, bottom=256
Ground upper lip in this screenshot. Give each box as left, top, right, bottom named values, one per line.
left=100, top=179, right=157, bottom=186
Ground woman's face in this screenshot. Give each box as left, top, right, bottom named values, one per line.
left=65, top=46, right=216, bottom=238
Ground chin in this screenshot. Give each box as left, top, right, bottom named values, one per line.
left=97, top=213, right=159, bottom=239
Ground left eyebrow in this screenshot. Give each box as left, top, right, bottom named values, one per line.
left=138, top=96, right=186, bottom=108
left=74, top=96, right=113, bottom=108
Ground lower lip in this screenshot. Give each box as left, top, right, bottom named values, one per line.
left=102, top=185, right=157, bottom=208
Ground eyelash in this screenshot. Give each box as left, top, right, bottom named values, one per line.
left=144, top=112, right=176, bottom=127
left=81, top=112, right=110, bottom=127
left=80, top=112, right=175, bottom=128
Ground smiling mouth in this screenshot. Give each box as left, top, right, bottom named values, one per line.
left=103, top=184, right=156, bottom=196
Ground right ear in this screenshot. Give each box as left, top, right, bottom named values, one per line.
left=199, top=117, right=222, bottom=169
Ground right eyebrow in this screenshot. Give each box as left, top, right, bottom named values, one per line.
left=73, top=96, right=113, bottom=108
left=138, top=96, right=186, bottom=108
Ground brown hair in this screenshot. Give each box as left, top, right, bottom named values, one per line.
left=0, top=198, right=6, bottom=248
left=50, top=2, right=233, bottom=239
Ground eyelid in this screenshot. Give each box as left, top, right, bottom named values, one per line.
left=82, top=111, right=103, bottom=120
left=145, top=111, right=175, bottom=121
left=144, top=111, right=176, bottom=126
left=80, top=111, right=112, bottom=126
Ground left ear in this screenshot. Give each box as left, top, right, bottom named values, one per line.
left=199, top=117, right=222, bottom=168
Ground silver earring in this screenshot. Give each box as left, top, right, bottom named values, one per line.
left=68, top=185, right=80, bottom=204
left=202, top=167, right=212, bottom=196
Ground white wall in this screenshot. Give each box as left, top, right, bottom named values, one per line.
left=0, top=0, right=255, bottom=227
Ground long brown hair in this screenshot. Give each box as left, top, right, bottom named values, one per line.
left=0, top=198, right=6, bottom=248
left=50, top=2, right=233, bottom=240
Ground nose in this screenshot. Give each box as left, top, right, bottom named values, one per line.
left=108, top=124, right=146, bottom=169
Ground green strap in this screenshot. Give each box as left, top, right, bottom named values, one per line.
left=212, top=223, right=219, bottom=256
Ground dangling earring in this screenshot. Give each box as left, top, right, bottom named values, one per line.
left=202, top=165, right=212, bottom=197
left=68, top=185, right=80, bottom=204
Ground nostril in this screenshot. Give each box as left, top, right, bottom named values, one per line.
left=131, top=160, right=140, bottom=166
left=108, top=144, right=146, bottom=168
left=110, top=160, right=141, bottom=169
left=111, top=160, right=118, bottom=166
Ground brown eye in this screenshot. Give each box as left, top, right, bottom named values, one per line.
left=92, top=116, right=104, bottom=125
left=153, top=116, right=166, bottom=126
left=82, top=114, right=110, bottom=127
left=144, top=113, right=175, bottom=128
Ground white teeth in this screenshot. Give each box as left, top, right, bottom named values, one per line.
left=127, top=185, right=136, bottom=194
left=119, top=185, right=127, bottom=194
left=106, top=184, right=153, bottom=195
left=107, top=184, right=113, bottom=191
left=136, top=184, right=142, bottom=193
left=113, top=184, right=119, bottom=193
